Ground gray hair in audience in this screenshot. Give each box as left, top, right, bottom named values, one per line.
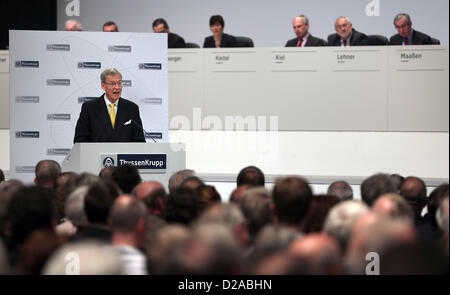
left=168, top=169, right=195, bottom=193
left=250, top=225, right=299, bottom=263
left=64, top=185, right=89, bottom=226
left=43, top=241, right=123, bottom=275
left=100, top=67, right=122, bottom=83
left=196, top=203, right=245, bottom=228
left=323, top=200, right=369, bottom=250
left=373, top=193, right=414, bottom=224
left=436, top=197, right=449, bottom=234
left=240, top=187, right=273, bottom=239
left=327, top=181, right=353, bottom=201
left=394, top=13, right=412, bottom=25
left=335, top=16, right=351, bottom=25
left=35, top=160, right=61, bottom=186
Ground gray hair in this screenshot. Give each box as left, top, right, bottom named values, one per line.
left=327, top=181, right=353, bottom=201
left=65, top=185, right=89, bottom=226
left=100, top=67, right=122, bottom=83
left=394, top=13, right=412, bottom=25
left=296, top=15, right=309, bottom=25
left=196, top=203, right=245, bottom=228
left=65, top=19, right=83, bottom=31
left=110, top=197, right=147, bottom=232
left=240, top=187, right=273, bottom=239
left=168, top=169, right=195, bottom=193
left=335, top=16, right=351, bottom=25
left=323, top=200, right=369, bottom=250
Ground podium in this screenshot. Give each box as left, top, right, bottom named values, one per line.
left=61, top=143, right=186, bottom=187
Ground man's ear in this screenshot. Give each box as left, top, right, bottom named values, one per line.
left=101, top=82, right=106, bottom=92
left=34, top=177, right=37, bottom=185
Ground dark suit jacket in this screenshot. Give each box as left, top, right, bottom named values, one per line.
left=327, top=29, right=368, bottom=46
left=74, top=95, right=146, bottom=143
left=203, top=33, right=238, bottom=48
left=168, top=32, right=186, bottom=48
left=285, top=34, right=327, bottom=47
left=389, top=29, right=433, bottom=45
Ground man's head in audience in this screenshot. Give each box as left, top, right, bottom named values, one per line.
left=111, top=164, right=141, bottom=194
left=372, top=193, right=414, bottom=224
left=360, top=173, right=397, bottom=206
left=103, top=21, right=119, bottom=32
left=133, top=181, right=167, bottom=218
left=110, top=195, right=147, bottom=249
left=327, top=180, right=353, bottom=201
left=168, top=169, right=195, bottom=194
left=393, top=13, right=413, bottom=39
left=34, top=160, right=61, bottom=189
left=400, top=176, right=427, bottom=217
left=84, top=180, right=119, bottom=227
left=236, top=166, right=265, bottom=187
left=272, top=176, right=312, bottom=230
left=334, top=16, right=353, bottom=41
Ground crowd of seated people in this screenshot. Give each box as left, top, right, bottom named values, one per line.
left=0, top=163, right=448, bottom=275
left=67, top=12, right=440, bottom=48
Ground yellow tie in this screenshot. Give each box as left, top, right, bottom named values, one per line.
left=109, top=103, right=116, bottom=128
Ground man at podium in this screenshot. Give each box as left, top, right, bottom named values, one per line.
left=73, top=68, right=146, bottom=143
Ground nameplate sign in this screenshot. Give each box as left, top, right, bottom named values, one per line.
left=101, top=154, right=167, bottom=171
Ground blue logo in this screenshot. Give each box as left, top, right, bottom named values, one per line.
left=103, top=157, right=115, bottom=168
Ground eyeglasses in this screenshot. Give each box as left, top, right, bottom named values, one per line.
left=395, top=23, right=411, bottom=30
left=104, top=80, right=123, bottom=87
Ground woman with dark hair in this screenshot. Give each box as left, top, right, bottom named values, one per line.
left=203, top=15, right=237, bottom=48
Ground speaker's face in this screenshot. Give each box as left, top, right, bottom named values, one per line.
left=102, top=74, right=123, bottom=103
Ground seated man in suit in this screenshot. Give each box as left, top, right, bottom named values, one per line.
left=285, top=15, right=326, bottom=47
left=327, top=16, right=368, bottom=46
left=74, top=67, right=146, bottom=143
left=203, top=15, right=237, bottom=48
left=389, top=13, right=433, bottom=45
left=152, top=18, right=186, bottom=48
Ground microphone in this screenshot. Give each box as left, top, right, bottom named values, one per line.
left=123, top=119, right=157, bottom=143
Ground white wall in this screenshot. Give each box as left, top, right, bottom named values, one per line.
left=58, top=0, right=449, bottom=45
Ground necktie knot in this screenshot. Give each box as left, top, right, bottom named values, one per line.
left=404, top=37, right=409, bottom=45
left=297, top=38, right=303, bottom=47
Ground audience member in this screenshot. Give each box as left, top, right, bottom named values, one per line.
left=0, top=168, right=4, bottom=183
left=390, top=173, right=405, bottom=192
left=0, top=180, right=24, bottom=239
left=111, top=164, right=142, bottom=194
left=179, top=176, right=204, bottom=191
left=240, top=187, right=273, bottom=242
left=65, top=19, right=83, bottom=31
left=99, top=166, right=116, bottom=181
left=103, top=21, right=119, bottom=32
left=285, top=15, right=326, bottom=47
left=110, top=195, right=148, bottom=275
left=360, top=173, right=397, bottom=206
left=300, top=194, right=340, bottom=234
left=34, top=160, right=61, bottom=189
left=327, top=180, right=353, bottom=201
left=152, top=18, right=186, bottom=48
left=372, top=193, right=414, bottom=224
left=399, top=176, right=427, bottom=226
left=168, top=169, right=195, bottom=194
left=132, top=181, right=168, bottom=251
left=272, top=176, right=313, bottom=232
left=389, top=13, right=433, bottom=45
left=74, top=180, right=119, bottom=243
left=6, top=186, right=58, bottom=267
left=236, top=165, right=265, bottom=187
left=289, top=233, right=343, bottom=275
left=323, top=200, right=369, bottom=251
left=146, top=225, right=190, bottom=274
left=55, top=185, right=90, bottom=237
left=230, top=184, right=251, bottom=204
left=203, top=15, right=237, bottom=48
left=327, top=16, right=368, bottom=46
left=165, top=187, right=199, bottom=225
left=196, top=185, right=222, bottom=214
